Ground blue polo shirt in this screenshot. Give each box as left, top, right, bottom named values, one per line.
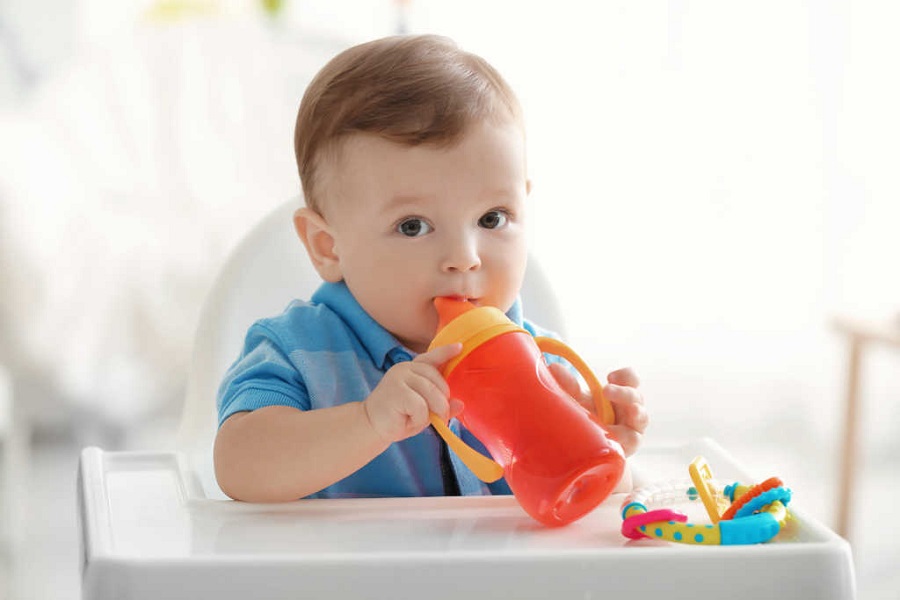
left=217, top=281, right=559, bottom=499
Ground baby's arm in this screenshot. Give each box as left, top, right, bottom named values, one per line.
left=548, top=364, right=648, bottom=457
left=214, top=343, right=462, bottom=502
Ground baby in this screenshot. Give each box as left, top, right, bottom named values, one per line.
left=214, top=34, right=648, bottom=502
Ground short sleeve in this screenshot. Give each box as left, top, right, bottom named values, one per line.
left=216, top=322, right=310, bottom=427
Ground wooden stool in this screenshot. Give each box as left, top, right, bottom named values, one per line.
left=831, top=315, right=900, bottom=540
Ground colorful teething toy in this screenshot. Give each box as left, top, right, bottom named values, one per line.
left=620, top=456, right=792, bottom=545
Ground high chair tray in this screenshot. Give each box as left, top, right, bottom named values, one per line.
left=78, top=437, right=855, bottom=600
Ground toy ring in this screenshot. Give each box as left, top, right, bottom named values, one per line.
left=721, top=477, right=783, bottom=520
left=733, top=487, right=792, bottom=519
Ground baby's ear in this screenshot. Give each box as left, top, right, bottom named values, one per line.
left=293, top=207, right=343, bottom=282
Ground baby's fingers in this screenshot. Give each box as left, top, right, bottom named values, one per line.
left=605, top=383, right=648, bottom=433
left=605, top=424, right=643, bottom=458
left=415, top=343, right=463, bottom=369
left=405, top=366, right=453, bottom=420
left=603, top=372, right=646, bottom=457
left=607, top=367, right=640, bottom=388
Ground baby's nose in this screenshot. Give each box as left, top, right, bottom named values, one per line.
left=441, top=237, right=482, bottom=272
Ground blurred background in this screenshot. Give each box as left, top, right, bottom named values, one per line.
left=0, top=0, right=898, bottom=598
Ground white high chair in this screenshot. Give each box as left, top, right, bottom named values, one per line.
left=78, top=198, right=856, bottom=600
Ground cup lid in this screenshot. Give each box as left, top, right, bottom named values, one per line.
left=429, top=298, right=525, bottom=376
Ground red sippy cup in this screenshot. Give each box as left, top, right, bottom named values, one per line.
left=427, top=297, right=625, bottom=527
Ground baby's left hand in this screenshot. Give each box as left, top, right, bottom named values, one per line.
left=548, top=364, right=648, bottom=457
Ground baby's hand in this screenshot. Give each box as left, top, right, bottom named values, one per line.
left=548, top=364, right=648, bottom=457
left=363, top=343, right=464, bottom=444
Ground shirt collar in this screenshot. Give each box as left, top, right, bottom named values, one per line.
left=311, top=282, right=402, bottom=370
left=310, top=281, right=525, bottom=369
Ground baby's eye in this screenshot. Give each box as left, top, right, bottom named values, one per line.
left=396, top=217, right=433, bottom=237
left=478, top=210, right=509, bottom=230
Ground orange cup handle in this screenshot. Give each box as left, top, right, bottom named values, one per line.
left=534, top=337, right=616, bottom=426
left=428, top=414, right=505, bottom=483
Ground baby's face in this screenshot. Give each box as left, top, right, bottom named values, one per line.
left=320, top=120, right=529, bottom=353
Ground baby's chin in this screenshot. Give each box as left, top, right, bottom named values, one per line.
left=392, top=322, right=436, bottom=354
left=399, top=335, right=432, bottom=355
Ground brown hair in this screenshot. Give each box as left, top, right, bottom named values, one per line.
left=294, top=34, right=524, bottom=213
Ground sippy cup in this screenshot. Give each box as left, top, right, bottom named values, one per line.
left=427, top=297, right=625, bottom=527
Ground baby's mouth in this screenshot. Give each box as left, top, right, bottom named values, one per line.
left=437, top=295, right=480, bottom=306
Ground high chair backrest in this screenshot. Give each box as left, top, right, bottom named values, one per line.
left=177, top=196, right=567, bottom=499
